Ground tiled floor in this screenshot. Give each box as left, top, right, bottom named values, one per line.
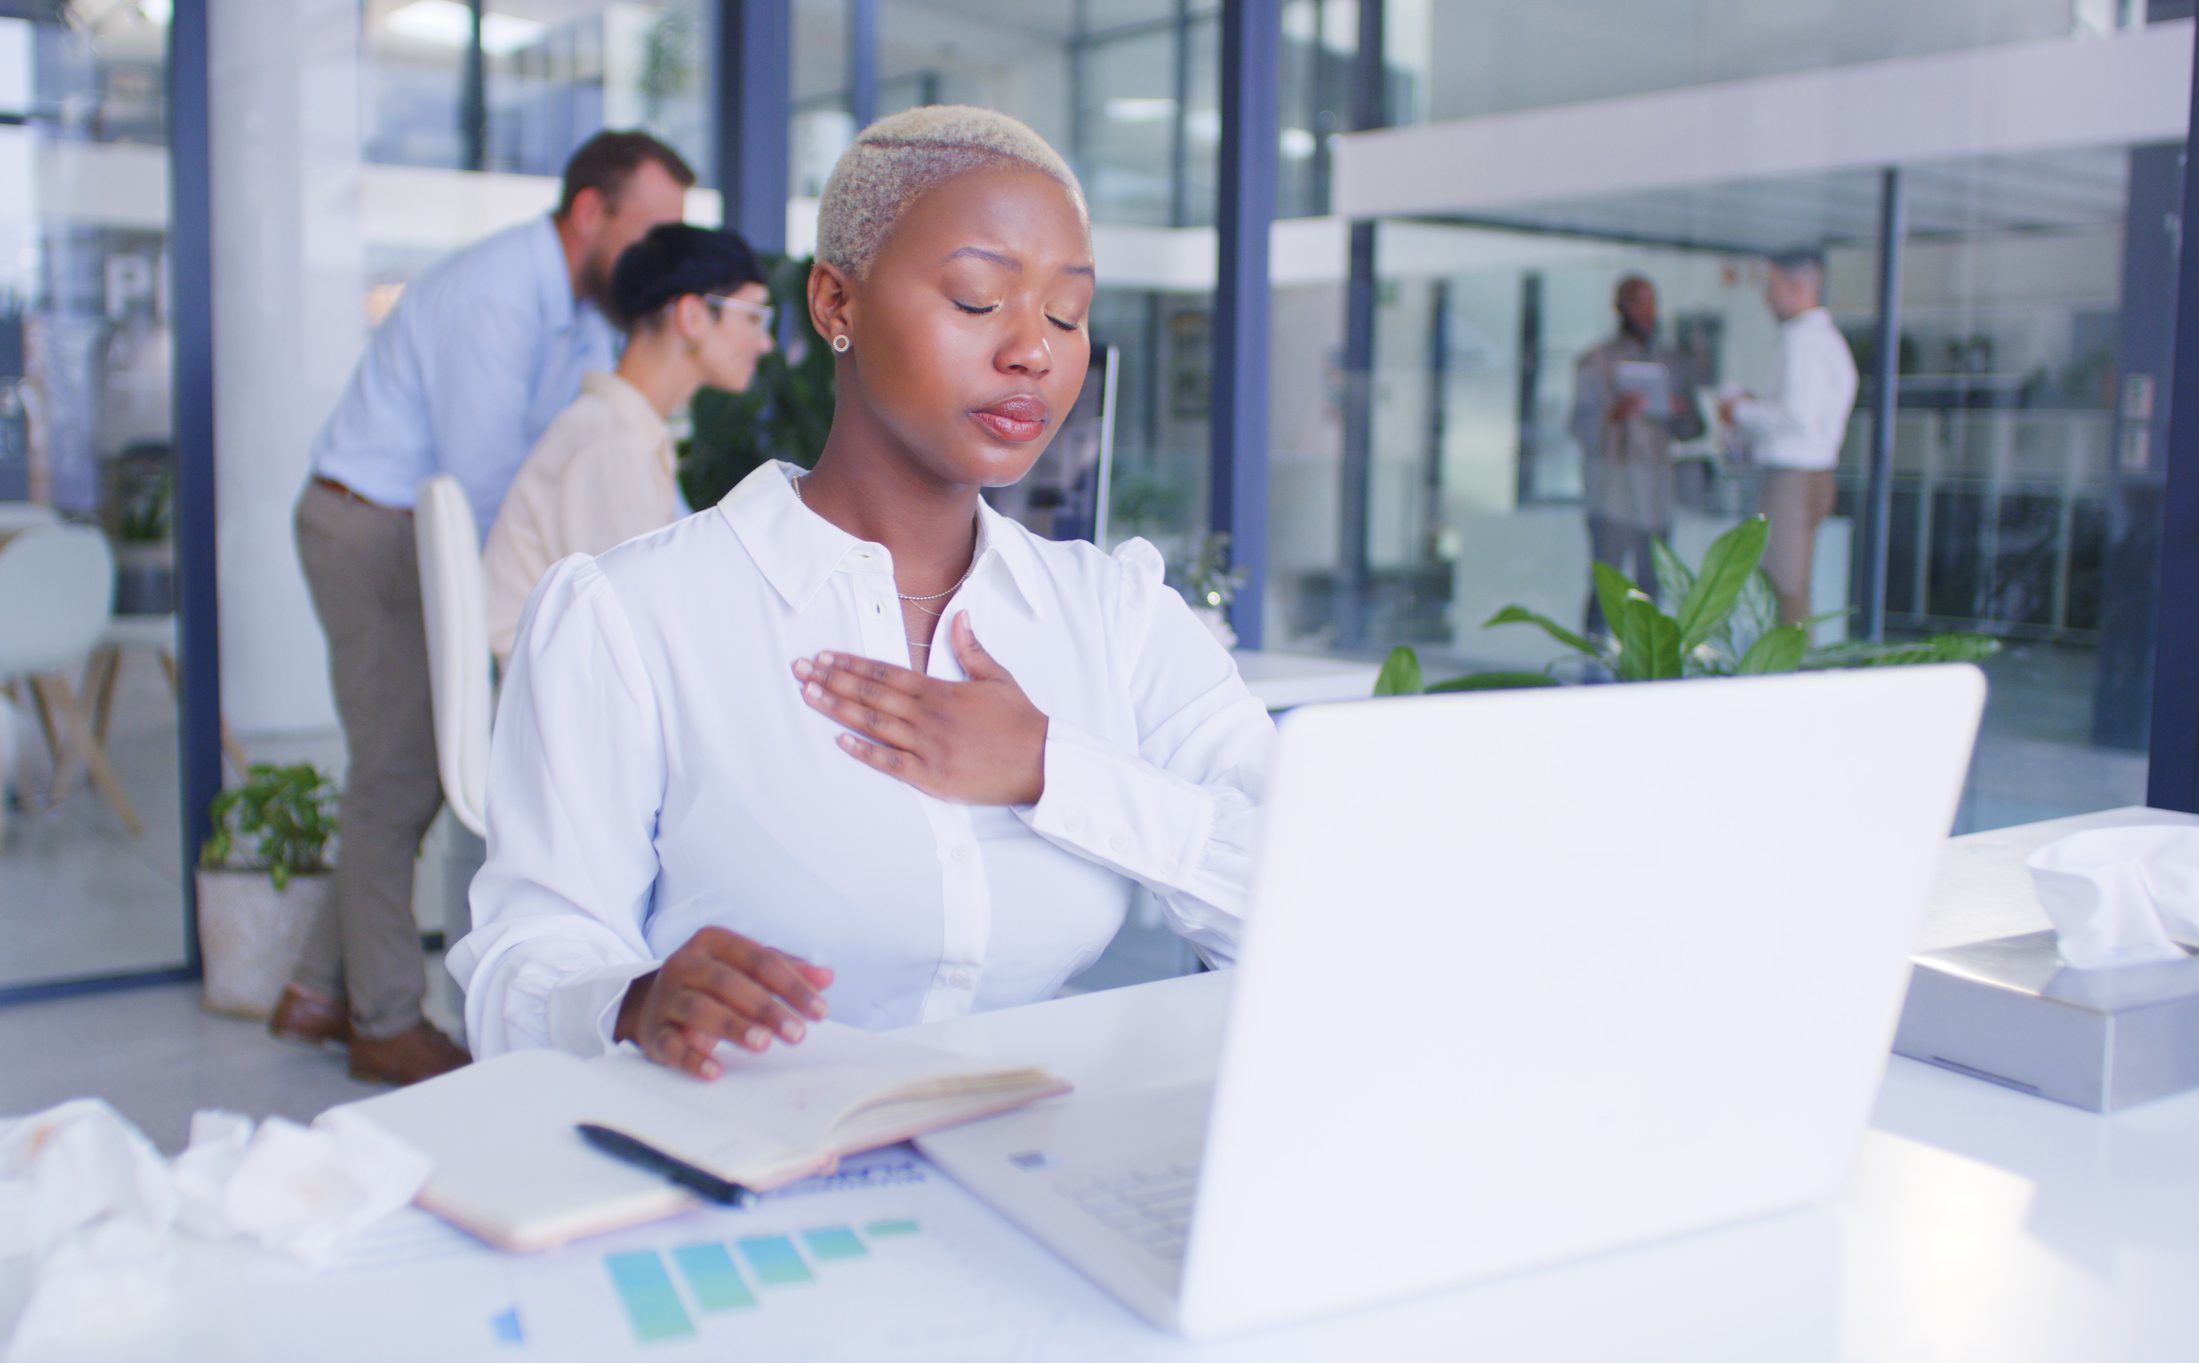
left=2, top=658, right=196, bottom=984
left=0, top=660, right=427, bottom=992
left=0, top=958, right=461, bottom=1152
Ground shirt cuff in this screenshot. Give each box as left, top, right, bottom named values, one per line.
left=546, top=960, right=661, bottom=1056
left=1018, top=719, right=1216, bottom=887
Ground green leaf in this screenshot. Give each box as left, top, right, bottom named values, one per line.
left=197, top=761, right=339, bottom=887
left=1426, top=671, right=1562, bottom=692
left=1716, top=566, right=1782, bottom=663
left=1372, top=645, right=1424, bottom=697
left=1590, top=562, right=1640, bottom=643
left=1614, top=597, right=1683, bottom=680
left=1738, top=624, right=1809, bottom=674
left=1485, top=605, right=1600, bottom=661
left=1676, top=516, right=1770, bottom=653
left=1804, top=633, right=2002, bottom=669
left=1648, top=538, right=1696, bottom=618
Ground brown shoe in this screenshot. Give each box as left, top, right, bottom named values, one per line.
left=269, top=985, right=351, bottom=1048
left=347, top=1022, right=471, bottom=1086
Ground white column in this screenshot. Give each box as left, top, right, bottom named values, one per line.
left=206, top=0, right=364, bottom=735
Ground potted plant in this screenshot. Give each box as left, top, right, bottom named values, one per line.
left=106, top=446, right=176, bottom=616
left=195, top=762, right=337, bottom=1019
left=1374, top=515, right=1999, bottom=696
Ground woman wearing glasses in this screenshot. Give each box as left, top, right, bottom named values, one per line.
left=482, top=223, right=775, bottom=665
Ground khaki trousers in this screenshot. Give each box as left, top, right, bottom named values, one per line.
left=291, top=480, right=442, bottom=1040
left=1760, top=469, right=1837, bottom=628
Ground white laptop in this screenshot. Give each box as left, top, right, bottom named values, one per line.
left=918, top=665, right=1987, bottom=1339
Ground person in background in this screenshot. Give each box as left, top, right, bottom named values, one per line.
left=1720, top=250, right=1859, bottom=628
left=483, top=224, right=775, bottom=666
left=1569, top=275, right=1705, bottom=632
left=278, top=131, right=693, bottom=1086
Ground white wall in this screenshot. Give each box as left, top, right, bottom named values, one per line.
left=208, top=0, right=367, bottom=737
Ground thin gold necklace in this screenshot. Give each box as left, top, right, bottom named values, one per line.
left=794, top=474, right=971, bottom=655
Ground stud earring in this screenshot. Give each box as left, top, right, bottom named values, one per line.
left=831, top=334, right=851, bottom=354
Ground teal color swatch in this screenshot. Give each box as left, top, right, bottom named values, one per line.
left=865, top=1219, right=920, bottom=1238
left=800, top=1226, right=868, bottom=1261
left=605, top=1250, right=697, bottom=1342
left=672, top=1242, right=758, bottom=1312
left=736, top=1234, right=816, bottom=1286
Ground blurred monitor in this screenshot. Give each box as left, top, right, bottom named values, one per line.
left=985, top=344, right=1116, bottom=545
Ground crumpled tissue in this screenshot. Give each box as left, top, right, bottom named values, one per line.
left=2027, top=825, right=2199, bottom=970
left=0, top=1100, right=430, bottom=1361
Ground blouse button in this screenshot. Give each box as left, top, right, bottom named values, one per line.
left=1110, top=834, right=1133, bottom=854
left=951, top=844, right=974, bottom=863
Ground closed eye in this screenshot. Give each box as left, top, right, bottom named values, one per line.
left=952, top=300, right=998, bottom=316
left=1047, top=316, right=1083, bottom=332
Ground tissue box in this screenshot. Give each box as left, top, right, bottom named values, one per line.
left=1892, top=930, right=2199, bottom=1113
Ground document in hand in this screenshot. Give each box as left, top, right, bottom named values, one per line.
left=334, top=1022, right=1069, bottom=1252
left=1613, top=359, right=1673, bottom=416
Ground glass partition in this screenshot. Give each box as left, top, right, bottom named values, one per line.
left=1289, top=0, right=2187, bottom=831
left=0, top=2, right=185, bottom=987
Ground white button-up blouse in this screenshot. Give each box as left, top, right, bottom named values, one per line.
left=450, top=462, right=1276, bottom=1058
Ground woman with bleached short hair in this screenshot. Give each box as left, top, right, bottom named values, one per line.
left=452, top=106, right=1273, bottom=1075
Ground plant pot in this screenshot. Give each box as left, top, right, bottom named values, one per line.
left=113, top=539, right=175, bottom=616
left=194, top=868, right=328, bottom=1019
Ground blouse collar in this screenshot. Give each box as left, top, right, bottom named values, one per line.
left=719, top=461, right=1048, bottom=622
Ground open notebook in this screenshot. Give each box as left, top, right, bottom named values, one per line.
left=335, top=1022, right=1068, bottom=1251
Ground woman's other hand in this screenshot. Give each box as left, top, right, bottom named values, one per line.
left=615, top=927, right=833, bottom=1078
left=793, top=612, right=1048, bottom=805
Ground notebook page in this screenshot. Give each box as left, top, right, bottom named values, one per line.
left=598, top=1021, right=1057, bottom=1185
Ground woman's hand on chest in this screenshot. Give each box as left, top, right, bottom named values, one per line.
left=793, top=611, right=1048, bottom=806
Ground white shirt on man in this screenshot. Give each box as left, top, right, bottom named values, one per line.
left=449, top=462, right=1275, bottom=1059
left=482, top=370, right=684, bottom=662
left=1731, top=306, right=1859, bottom=471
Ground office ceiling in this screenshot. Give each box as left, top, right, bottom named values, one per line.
left=1416, top=0, right=2085, bottom=123
left=1455, top=147, right=2133, bottom=253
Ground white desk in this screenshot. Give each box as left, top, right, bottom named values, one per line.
left=10, top=810, right=2199, bottom=1361
left=1229, top=648, right=1380, bottom=710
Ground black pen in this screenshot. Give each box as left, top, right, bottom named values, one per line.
left=576, top=1123, right=753, bottom=1206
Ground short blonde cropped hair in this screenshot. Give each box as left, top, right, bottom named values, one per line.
left=816, top=105, right=1090, bottom=278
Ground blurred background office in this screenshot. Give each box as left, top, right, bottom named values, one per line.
left=3, top=0, right=2196, bottom=1006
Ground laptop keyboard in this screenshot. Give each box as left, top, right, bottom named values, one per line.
left=1057, top=1160, right=1201, bottom=1265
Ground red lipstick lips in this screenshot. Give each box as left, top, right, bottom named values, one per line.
left=972, top=394, right=1049, bottom=442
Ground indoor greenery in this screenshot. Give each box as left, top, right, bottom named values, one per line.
left=116, top=465, right=173, bottom=544
left=1373, top=515, right=1999, bottom=697
left=678, top=253, right=836, bottom=511
left=1184, top=532, right=1248, bottom=614
left=199, top=763, right=338, bottom=891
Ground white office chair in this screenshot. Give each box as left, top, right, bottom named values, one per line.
left=82, top=613, right=251, bottom=777
left=0, top=501, right=60, bottom=535
left=414, top=475, right=492, bottom=839
left=0, top=524, right=141, bottom=836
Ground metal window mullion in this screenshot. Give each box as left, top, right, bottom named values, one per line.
left=1859, top=166, right=1905, bottom=641
left=1210, top=0, right=1279, bottom=648
left=717, top=0, right=791, bottom=251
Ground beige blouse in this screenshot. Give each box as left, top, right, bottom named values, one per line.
left=483, top=370, right=683, bottom=662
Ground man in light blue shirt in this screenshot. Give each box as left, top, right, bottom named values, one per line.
left=282, top=131, right=694, bottom=1085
